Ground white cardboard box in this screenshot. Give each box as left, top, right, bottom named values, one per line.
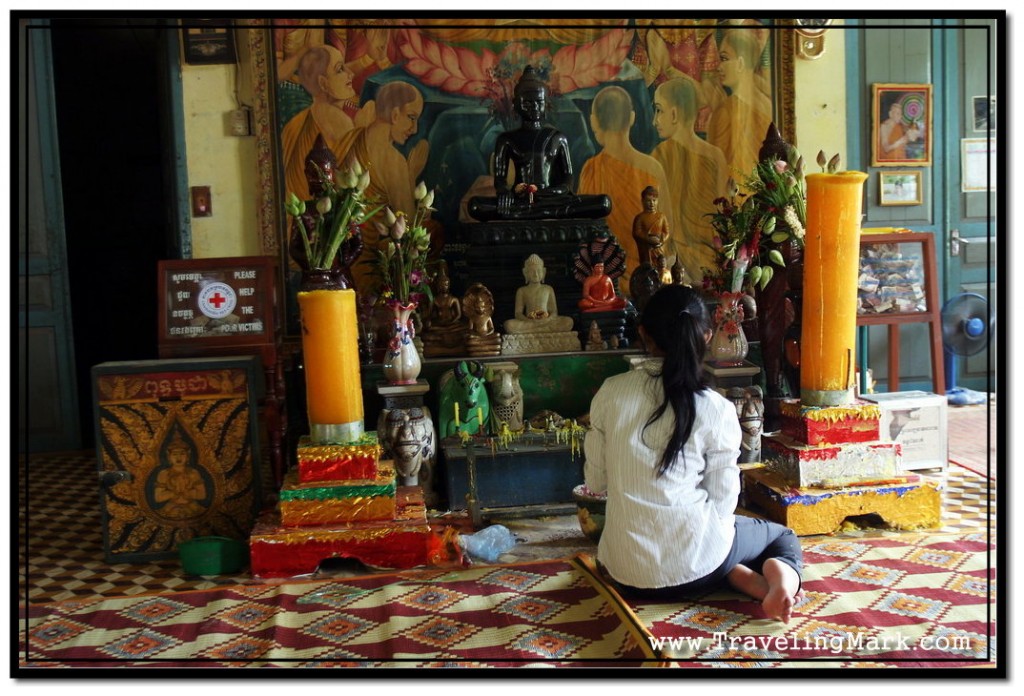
left=861, top=391, right=948, bottom=471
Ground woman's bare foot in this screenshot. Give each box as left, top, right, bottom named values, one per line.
left=727, top=563, right=769, bottom=600
left=761, top=558, right=802, bottom=623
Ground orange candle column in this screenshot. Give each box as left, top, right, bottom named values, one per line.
left=801, top=171, right=869, bottom=407
left=298, top=288, right=364, bottom=444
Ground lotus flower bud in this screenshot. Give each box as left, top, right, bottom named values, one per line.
left=422, top=189, right=435, bottom=210
left=391, top=213, right=407, bottom=241
left=414, top=181, right=428, bottom=202
left=350, top=159, right=363, bottom=177
left=357, top=170, right=371, bottom=193
left=726, top=177, right=739, bottom=199
left=827, top=153, right=842, bottom=173
left=316, top=197, right=332, bottom=215
left=768, top=249, right=785, bottom=267
left=762, top=216, right=777, bottom=235
left=384, top=207, right=397, bottom=226
left=340, top=168, right=358, bottom=189
left=817, top=150, right=827, bottom=169
left=285, top=192, right=305, bottom=216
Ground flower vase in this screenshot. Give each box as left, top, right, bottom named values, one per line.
left=708, top=292, right=749, bottom=367
left=382, top=301, right=421, bottom=385
left=297, top=276, right=364, bottom=444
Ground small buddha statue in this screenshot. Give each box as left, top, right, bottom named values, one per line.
left=468, top=66, right=612, bottom=222
left=632, top=186, right=669, bottom=267
left=288, top=134, right=363, bottom=289
left=504, top=254, right=574, bottom=334
left=584, top=321, right=606, bottom=351
left=501, top=254, right=581, bottom=355
left=462, top=283, right=502, bottom=357
left=670, top=257, right=693, bottom=286
left=654, top=252, right=673, bottom=286
left=422, top=262, right=467, bottom=357
left=579, top=262, right=627, bottom=312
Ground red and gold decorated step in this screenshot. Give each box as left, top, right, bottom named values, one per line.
left=296, top=432, right=383, bottom=483
left=249, top=488, right=461, bottom=577
left=278, top=461, right=397, bottom=527
left=779, top=399, right=881, bottom=446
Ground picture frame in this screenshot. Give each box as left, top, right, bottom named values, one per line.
left=972, top=95, right=995, bottom=133
left=156, top=255, right=280, bottom=365
left=878, top=170, right=923, bottom=206
left=181, top=19, right=237, bottom=65
left=871, top=83, right=932, bottom=167
left=961, top=137, right=996, bottom=192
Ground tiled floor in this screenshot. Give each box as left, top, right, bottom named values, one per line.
left=18, top=400, right=997, bottom=604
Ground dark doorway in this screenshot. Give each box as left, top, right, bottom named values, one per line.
left=49, top=19, right=177, bottom=447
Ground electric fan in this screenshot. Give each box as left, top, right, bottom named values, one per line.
left=941, top=292, right=993, bottom=405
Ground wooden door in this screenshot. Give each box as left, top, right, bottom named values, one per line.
left=18, top=20, right=81, bottom=453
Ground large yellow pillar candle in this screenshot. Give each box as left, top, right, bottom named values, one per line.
left=801, top=171, right=869, bottom=406
left=298, top=288, right=364, bottom=443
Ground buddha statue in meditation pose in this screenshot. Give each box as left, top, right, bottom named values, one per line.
left=462, top=283, right=502, bottom=358
left=579, top=262, right=627, bottom=312
left=504, top=255, right=574, bottom=334
left=468, top=66, right=612, bottom=222
left=502, top=254, right=581, bottom=355
left=422, top=262, right=467, bottom=357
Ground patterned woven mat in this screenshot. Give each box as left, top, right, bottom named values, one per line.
left=625, top=531, right=997, bottom=669
left=19, top=556, right=657, bottom=669
left=18, top=452, right=995, bottom=604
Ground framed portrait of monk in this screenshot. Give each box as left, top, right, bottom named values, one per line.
left=871, top=83, right=933, bottom=167
left=236, top=18, right=797, bottom=336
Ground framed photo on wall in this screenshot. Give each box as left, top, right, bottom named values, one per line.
left=972, top=95, right=996, bottom=132
left=878, top=170, right=923, bottom=206
left=871, top=83, right=932, bottom=167
left=181, top=19, right=237, bottom=65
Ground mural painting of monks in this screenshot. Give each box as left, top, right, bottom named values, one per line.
left=271, top=19, right=785, bottom=315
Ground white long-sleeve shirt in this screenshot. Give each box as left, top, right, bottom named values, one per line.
left=584, top=359, right=742, bottom=589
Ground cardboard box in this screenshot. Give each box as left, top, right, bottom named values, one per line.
left=861, top=391, right=948, bottom=471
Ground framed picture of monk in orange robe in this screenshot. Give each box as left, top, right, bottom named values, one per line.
left=872, top=83, right=933, bottom=167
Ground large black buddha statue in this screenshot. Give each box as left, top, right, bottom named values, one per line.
left=468, top=66, right=612, bottom=222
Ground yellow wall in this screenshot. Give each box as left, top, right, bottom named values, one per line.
left=182, top=62, right=261, bottom=259
left=182, top=28, right=848, bottom=258
left=793, top=25, right=848, bottom=167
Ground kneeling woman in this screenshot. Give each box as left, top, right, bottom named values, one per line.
left=584, top=285, right=803, bottom=622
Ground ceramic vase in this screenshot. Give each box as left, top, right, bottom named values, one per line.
left=382, top=301, right=422, bottom=385
left=708, top=292, right=749, bottom=366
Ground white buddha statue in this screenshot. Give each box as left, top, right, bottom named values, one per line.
left=502, top=254, right=580, bottom=355
left=505, top=254, right=575, bottom=334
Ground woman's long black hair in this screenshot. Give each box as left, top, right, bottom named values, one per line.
left=640, top=285, right=711, bottom=476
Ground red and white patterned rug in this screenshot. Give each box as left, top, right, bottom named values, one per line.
left=622, top=531, right=997, bottom=670
left=19, top=556, right=657, bottom=670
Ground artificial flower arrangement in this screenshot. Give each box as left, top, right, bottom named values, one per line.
left=284, top=159, right=382, bottom=272
left=704, top=146, right=841, bottom=296
left=371, top=181, right=435, bottom=309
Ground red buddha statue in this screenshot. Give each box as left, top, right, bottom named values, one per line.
left=579, top=262, right=627, bottom=312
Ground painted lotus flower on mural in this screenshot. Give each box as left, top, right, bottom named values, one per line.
left=396, top=26, right=633, bottom=120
